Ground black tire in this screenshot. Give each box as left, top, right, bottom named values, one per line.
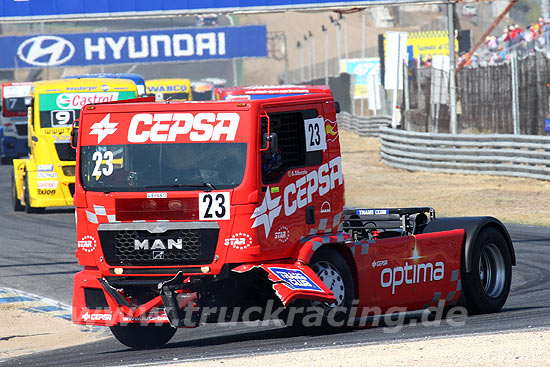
left=23, top=174, right=44, bottom=214
left=110, top=323, right=177, bottom=349
left=284, top=246, right=355, bottom=329
left=461, top=227, right=512, bottom=314
left=11, top=170, right=24, bottom=212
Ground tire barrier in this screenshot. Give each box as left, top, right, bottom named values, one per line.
left=378, top=127, right=550, bottom=181
left=337, top=112, right=392, bottom=137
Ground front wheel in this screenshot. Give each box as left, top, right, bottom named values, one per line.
left=11, top=170, right=23, bottom=211
left=24, top=173, right=44, bottom=214
left=284, top=246, right=355, bottom=329
left=461, top=227, right=512, bottom=314
left=110, top=323, right=177, bottom=349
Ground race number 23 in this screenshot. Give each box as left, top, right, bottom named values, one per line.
left=304, top=117, right=327, bottom=152
left=199, top=192, right=230, bottom=220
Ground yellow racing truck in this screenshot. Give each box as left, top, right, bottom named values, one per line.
left=145, top=78, right=193, bottom=101
left=12, top=78, right=139, bottom=213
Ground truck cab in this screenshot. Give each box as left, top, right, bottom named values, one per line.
left=214, top=84, right=332, bottom=100
left=11, top=78, right=139, bottom=213
left=0, top=82, right=32, bottom=163
left=145, top=78, right=193, bottom=101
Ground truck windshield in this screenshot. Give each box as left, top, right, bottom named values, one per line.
left=80, top=143, right=247, bottom=192
left=3, top=97, right=28, bottom=113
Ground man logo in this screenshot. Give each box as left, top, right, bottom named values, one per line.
left=17, top=35, right=75, bottom=67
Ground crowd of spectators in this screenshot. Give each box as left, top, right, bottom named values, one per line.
left=465, top=18, right=550, bottom=66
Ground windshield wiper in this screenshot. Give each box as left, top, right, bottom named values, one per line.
left=145, top=182, right=217, bottom=192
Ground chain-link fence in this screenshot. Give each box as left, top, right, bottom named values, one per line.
left=406, top=48, right=550, bottom=135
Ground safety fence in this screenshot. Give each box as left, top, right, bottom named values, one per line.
left=378, top=127, right=550, bottom=181
left=337, top=112, right=391, bottom=136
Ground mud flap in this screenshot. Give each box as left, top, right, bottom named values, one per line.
left=233, top=263, right=336, bottom=306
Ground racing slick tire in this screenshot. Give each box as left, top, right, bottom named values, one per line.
left=284, top=246, right=355, bottom=329
left=110, top=323, right=177, bottom=349
left=461, top=227, right=512, bottom=314
left=11, top=170, right=23, bottom=212
left=24, top=173, right=44, bottom=214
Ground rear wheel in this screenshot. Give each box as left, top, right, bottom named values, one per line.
left=110, top=323, right=177, bottom=349
left=11, top=170, right=23, bottom=212
left=284, top=246, right=355, bottom=329
left=461, top=227, right=512, bottom=314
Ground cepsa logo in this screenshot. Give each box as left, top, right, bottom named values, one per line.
left=127, top=112, right=240, bottom=143
left=56, top=93, right=118, bottom=109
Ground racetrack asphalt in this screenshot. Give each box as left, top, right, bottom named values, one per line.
left=1, top=165, right=549, bottom=367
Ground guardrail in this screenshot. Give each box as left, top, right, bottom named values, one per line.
left=337, top=112, right=391, bottom=137
left=378, top=127, right=550, bottom=181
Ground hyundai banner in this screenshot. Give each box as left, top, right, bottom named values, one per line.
left=2, top=26, right=267, bottom=69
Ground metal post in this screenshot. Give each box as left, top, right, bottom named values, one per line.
left=448, top=2, right=458, bottom=134
left=404, top=58, right=411, bottom=130
left=309, top=31, right=316, bottom=80
left=342, top=14, right=349, bottom=62
left=543, top=0, right=550, bottom=21
left=282, top=33, right=289, bottom=84
left=323, top=25, right=329, bottom=85
left=297, top=41, right=305, bottom=82
left=511, top=51, right=520, bottom=134
left=360, top=10, right=366, bottom=115
left=331, top=16, right=342, bottom=74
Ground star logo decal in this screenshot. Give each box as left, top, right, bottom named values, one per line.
left=250, top=188, right=282, bottom=238
left=89, top=113, right=118, bottom=144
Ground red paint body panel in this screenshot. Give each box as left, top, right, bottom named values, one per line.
left=353, top=229, right=464, bottom=313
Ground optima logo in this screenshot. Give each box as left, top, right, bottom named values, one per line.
left=380, top=259, right=445, bottom=295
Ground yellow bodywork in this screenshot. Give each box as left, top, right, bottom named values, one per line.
left=12, top=78, right=138, bottom=212
left=145, top=78, right=193, bottom=101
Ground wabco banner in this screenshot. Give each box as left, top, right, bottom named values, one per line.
left=0, top=1, right=446, bottom=20
left=2, top=26, right=267, bottom=69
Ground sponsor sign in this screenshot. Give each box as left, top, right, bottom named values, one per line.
left=251, top=156, right=343, bottom=237
left=356, top=209, right=389, bottom=215
left=39, top=92, right=136, bottom=111
left=36, top=181, right=59, bottom=189
left=77, top=235, right=97, bottom=253
left=268, top=267, right=323, bottom=292
left=274, top=226, right=290, bottom=243
left=224, top=233, right=253, bottom=250
left=340, top=58, right=381, bottom=99
left=147, top=192, right=168, bottom=199
left=1, top=26, right=267, bottom=69
left=83, top=112, right=242, bottom=145
left=37, top=164, right=54, bottom=171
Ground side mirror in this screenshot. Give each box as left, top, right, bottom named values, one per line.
left=334, top=101, right=341, bottom=114
left=262, top=132, right=278, bottom=154
left=269, top=132, right=278, bottom=154
left=70, top=119, right=79, bottom=149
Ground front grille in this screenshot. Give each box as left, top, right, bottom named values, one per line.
left=99, top=228, right=218, bottom=266
left=55, top=142, right=76, bottom=161
left=68, top=183, right=75, bottom=197
left=15, top=124, right=27, bottom=136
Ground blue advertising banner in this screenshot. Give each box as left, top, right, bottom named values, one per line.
left=1, top=26, right=267, bottom=69
left=0, top=1, right=440, bottom=21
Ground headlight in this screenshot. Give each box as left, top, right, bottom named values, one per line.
left=62, top=166, right=75, bottom=176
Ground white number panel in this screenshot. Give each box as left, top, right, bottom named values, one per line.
left=199, top=192, right=230, bottom=221
left=304, top=117, right=327, bottom=152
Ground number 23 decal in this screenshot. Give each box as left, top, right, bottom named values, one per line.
left=304, top=117, right=327, bottom=152
left=199, top=192, right=230, bottom=220
left=92, top=150, right=114, bottom=177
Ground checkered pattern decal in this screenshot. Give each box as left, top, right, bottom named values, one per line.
left=85, top=205, right=117, bottom=224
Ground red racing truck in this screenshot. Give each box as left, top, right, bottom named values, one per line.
left=72, top=94, right=514, bottom=348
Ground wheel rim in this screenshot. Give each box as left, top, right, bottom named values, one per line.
left=312, top=260, right=346, bottom=307
left=479, top=243, right=506, bottom=298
